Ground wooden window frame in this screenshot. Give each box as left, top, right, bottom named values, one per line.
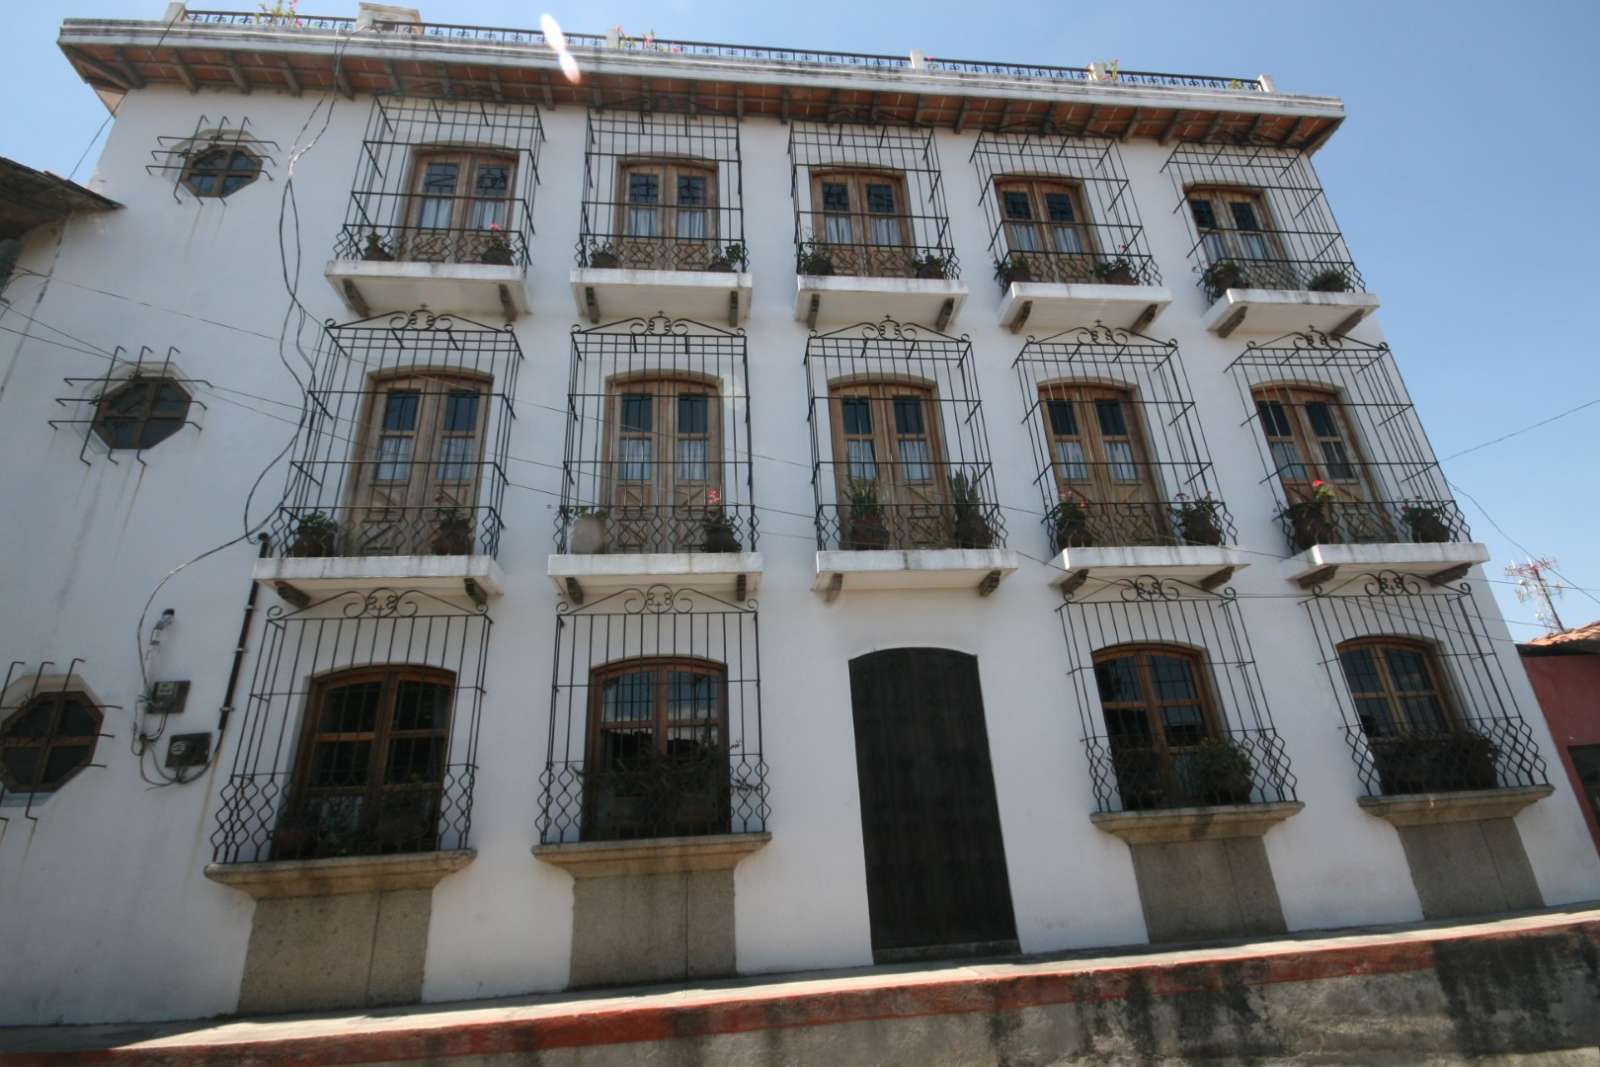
left=583, top=656, right=731, bottom=840
left=598, top=372, right=725, bottom=550
left=614, top=159, right=720, bottom=243
left=810, top=170, right=915, bottom=277
left=1092, top=644, right=1221, bottom=805
left=0, top=691, right=102, bottom=793
left=1039, top=381, right=1164, bottom=544
left=281, top=664, right=455, bottom=857
left=181, top=144, right=262, bottom=198
left=1335, top=637, right=1460, bottom=739
left=995, top=177, right=1098, bottom=280
left=827, top=377, right=949, bottom=545
left=92, top=376, right=193, bottom=451
left=407, top=148, right=518, bottom=232
left=1250, top=383, right=1377, bottom=505
left=1185, top=184, right=1283, bottom=264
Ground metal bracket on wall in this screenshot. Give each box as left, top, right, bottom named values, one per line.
left=273, top=582, right=310, bottom=609
left=728, top=290, right=739, bottom=328
left=564, top=576, right=584, bottom=606
left=463, top=578, right=487, bottom=609
left=584, top=285, right=600, bottom=325
left=805, top=293, right=821, bottom=331
left=1295, top=565, right=1338, bottom=591
left=1426, top=563, right=1472, bottom=587
left=977, top=569, right=1002, bottom=597
left=935, top=298, right=955, bottom=333
left=1058, top=570, right=1090, bottom=597
left=1215, top=305, right=1248, bottom=338
left=498, top=284, right=516, bottom=323
left=342, top=280, right=371, bottom=319
left=735, top=573, right=748, bottom=602
left=823, top=572, right=843, bottom=603
left=1199, top=566, right=1236, bottom=592
left=1007, top=299, right=1032, bottom=334
left=1131, top=303, right=1159, bottom=334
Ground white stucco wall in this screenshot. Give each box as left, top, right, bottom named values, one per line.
left=0, top=67, right=1594, bottom=1028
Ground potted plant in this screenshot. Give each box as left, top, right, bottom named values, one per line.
left=1306, top=266, right=1352, bottom=293
left=1092, top=256, right=1138, bottom=286
left=430, top=506, right=474, bottom=555
left=1448, top=731, right=1500, bottom=790
left=1402, top=500, right=1452, bottom=544
left=1049, top=493, right=1094, bottom=552
left=843, top=480, right=890, bottom=550
left=700, top=504, right=742, bottom=553
left=361, top=231, right=393, bottom=262
left=288, top=511, right=340, bottom=557
left=994, top=255, right=1032, bottom=288
left=565, top=506, right=610, bottom=554
left=798, top=239, right=835, bottom=276
left=587, top=241, right=620, bottom=269
left=707, top=242, right=747, bottom=273
left=912, top=252, right=948, bottom=280
left=1201, top=259, right=1248, bottom=301
left=1175, top=494, right=1225, bottom=547
left=1188, top=737, right=1255, bottom=805
left=1110, top=745, right=1166, bottom=811
left=479, top=223, right=514, bottom=265
left=947, top=471, right=993, bottom=549
left=1280, top=480, right=1337, bottom=551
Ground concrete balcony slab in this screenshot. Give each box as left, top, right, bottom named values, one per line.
left=546, top=552, right=763, bottom=604
left=325, top=259, right=529, bottom=320
left=1050, top=545, right=1250, bottom=597
left=253, top=554, right=504, bottom=605
left=814, top=548, right=1019, bottom=600
left=570, top=268, right=752, bottom=327
left=1201, top=286, right=1379, bottom=338
left=998, top=281, right=1172, bottom=335
left=1287, top=540, right=1490, bottom=590
left=795, top=275, right=968, bottom=331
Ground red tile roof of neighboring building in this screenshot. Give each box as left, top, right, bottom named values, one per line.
left=1520, top=620, right=1600, bottom=654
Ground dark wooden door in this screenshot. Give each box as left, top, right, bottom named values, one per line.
left=848, top=648, right=1018, bottom=961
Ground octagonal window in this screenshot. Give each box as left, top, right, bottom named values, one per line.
left=182, top=146, right=262, bottom=198
left=93, top=377, right=192, bottom=450
left=0, top=691, right=102, bottom=793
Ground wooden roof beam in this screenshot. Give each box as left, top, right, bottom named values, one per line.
left=436, top=63, right=452, bottom=98
left=1202, top=109, right=1226, bottom=143
left=780, top=86, right=791, bottom=124
left=223, top=53, right=252, bottom=95
left=995, top=99, right=1013, bottom=131
left=113, top=48, right=147, bottom=90
left=1243, top=111, right=1266, bottom=144
left=278, top=58, right=302, bottom=97
left=489, top=68, right=507, bottom=104
left=66, top=47, right=132, bottom=90
left=1121, top=106, right=1144, bottom=142
left=953, top=95, right=970, bottom=134
left=735, top=85, right=744, bottom=118
left=333, top=61, right=354, bottom=99
left=911, top=91, right=927, bottom=126
left=169, top=50, right=198, bottom=94
left=1284, top=114, right=1314, bottom=148
left=1085, top=103, right=1102, bottom=134
left=383, top=59, right=403, bottom=93
left=1158, top=108, right=1185, bottom=145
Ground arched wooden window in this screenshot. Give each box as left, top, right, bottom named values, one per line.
left=996, top=178, right=1095, bottom=282
left=348, top=371, right=492, bottom=556
left=600, top=374, right=723, bottom=552
left=585, top=657, right=730, bottom=841
left=1251, top=384, right=1374, bottom=504
left=811, top=170, right=913, bottom=277
left=615, top=159, right=718, bottom=269
left=1040, top=383, right=1162, bottom=545
left=1092, top=645, right=1221, bottom=809
left=404, top=148, right=517, bottom=262
left=1336, top=638, right=1454, bottom=739
left=277, top=665, right=455, bottom=860
left=1186, top=185, right=1280, bottom=264
left=828, top=379, right=948, bottom=548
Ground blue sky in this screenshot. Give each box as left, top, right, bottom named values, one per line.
left=5, top=0, right=1598, bottom=634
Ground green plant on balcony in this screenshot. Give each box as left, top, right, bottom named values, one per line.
left=700, top=492, right=741, bottom=553
left=479, top=223, right=514, bottom=266
left=1373, top=731, right=1499, bottom=794
left=994, top=254, right=1032, bottom=287
left=1175, top=493, right=1225, bottom=547
left=843, top=480, right=890, bottom=550
left=947, top=471, right=993, bottom=549
left=1189, top=737, right=1255, bottom=805
left=1201, top=259, right=1248, bottom=301
left=563, top=506, right=610, bottom=554
left=1401, top=500, right=1452, bottom=544
left=912, top=252, right=949, bottom=280
left=361, top=231, right=393, bottom=262
left=1092, top=256, right=1138, bottom=286
left=288, top=511, right=340, bottom=557
left=708, top=242, right=747, bottom=272
left=430, top=506, right=475, bottom=555
left=586, top=240, right=620, bottom=269
left=1306, top=266, right=1352, bottom=293
left=1280, top=480, right=1338, bottom=551
left=1110, top=745, right=1167, bottom=811
left=799, top=238, right=836, bottom=276
left=1050, top=492, right=1094, bottom=552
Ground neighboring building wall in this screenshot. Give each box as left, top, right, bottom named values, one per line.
left=1521, top=650, right=1600, bottom=854
left=0, top=63, right=1596, bottom=1028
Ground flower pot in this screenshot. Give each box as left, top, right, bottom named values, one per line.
left=589, top=251, right=620, bottom=269
left=1406, top=512, right=1451, bottom=544
left=701, top=525, right=741, bottom=553
left=480, top=245, right=514, bottom=266
left=1289, top=510, right=1334, bottom=552
left=998, top=260, right=1032, bottom=287
left=706, top=257, right=735, bottom=273
left=289, top=526, right=339, bottom=558
left=361, top=236, right=393, bottom=262
left=1203, top=263, right=1247, bottom=300
left=801, top=257, right=834, bottom=277
left=915, top=262, right=947, bottom=280
left=431, top=525, right=474, bottom=556
left=1307, top=270, right=1351, bottom=293
left=953, top=514, right=993, bottom=550
left=1053, top=517, right=1093, bottom=552
left=845, top=516, right=890, bottom=551
left=569, top=514, right=609, bottom=555
left=1180, top=513, right=1224, bottom=547
left=1096, top=262, right=1137, bottom=286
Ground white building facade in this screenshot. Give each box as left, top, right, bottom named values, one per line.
left=0, top=4, right=1595, bottom=1025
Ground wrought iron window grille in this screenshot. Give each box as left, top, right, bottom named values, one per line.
left=805, top=318, right=1004, bottom=552
left=787, top=122, right=960, bottom=281
left=971, top=131, right=1160, bottom=293
left=1013, top=322, right=1233, bottom=557
left=1225, top=328, right=1469, bottom=554
left=557, top=313, right=754, bottom=555
left=539, top=584, right=767, bottom=845
left=334, top=96, right=545, bottom=271
left=1303, top=571, right=1548, bottom=798
left=1058, top=575, right=1296, bottom=814
left=146, top=115, right=280, bottom=205
left=575, top=109, right=746, bottom=272
left=211, top=587, right=490, bottom=865
left=49, top=345, right=210, bottom=467
left=0, top=660, right=119, bottom=823
left=274, top=309, right=523, bottom=561
left=1162, top=143, right=1362, bottom=300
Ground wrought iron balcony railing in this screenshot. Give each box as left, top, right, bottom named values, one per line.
left=335, top=194, right=534, bottom=268
left=576, top=232, right=745, bottom=272
left=1084, top=728, right=1296, bottom=813
left=1276, top=498, right=1470, bottom=554
left=1043, top=496, right=1238, bottom=556
left=815, top=463, right=1005, bottom=552
left=1344, top=720, right=1546, bottom=798
left=794, top=224, right=960, bottom=281
left=554, top=502, right=757, bottom=556
left=994, top=246, right=1159, bottom=292
left=539, top=746, right=768, bottom=844
left=273, top=497, right=505, bottom=560
left=1195, top=247, right=1364, bottom=301
left=211, top=765, right=476, bottom=864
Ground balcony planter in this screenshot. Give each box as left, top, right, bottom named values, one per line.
left=361, top=232, right=393, bottom=262
left=706, top=242, right=746, bottom=274
left=1190, top=737, right=1255, bottom=805
left=568, top=511, right=610, bottom=555
left=479, top=235, right=515, bottom=266
left=288, top=513, right=340, bottom=558
left=1286, top=508, right=1336, bottom=552
left=1176, top=496, right=1225, bottom=547
left=799, top=240, right=835, bottom=276
left=1050, top=498, right=1094, bottom=552
left=430, top=510, right=474, bottom=556
left=587, top=242, right=620, bottom=270
left=1306, top=267, right=1353, bottom=293
left=948, top=471, right=994, bottom=550
left=994, top=256, right=1032, bottom=288
left=1374, top=733, right=1500, bottom=795
left=1112, top=747, right=1167, bottom=812
left=1403, top=503, right=1452, bottom=544
left=700, top=508, right=742, bottom=553
left=913, top=254, right=949, bottom=280
left=1092, top=258, right=1138, bottom=286
left=1201, top=260, right=1248, bottom=301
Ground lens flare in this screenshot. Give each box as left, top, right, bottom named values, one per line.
left=539, top=14, right=567, bottom=53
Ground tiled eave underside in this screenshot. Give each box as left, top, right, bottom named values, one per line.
left=58, top=23, right=1344, bottom=150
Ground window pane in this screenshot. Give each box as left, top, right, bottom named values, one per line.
left=229, top=151, right=255, bottom=173
left=1094, top=656, right=1143, bottom=704
left=319, top=681, right=382, bottom=733
left=1094, top=399, right=1128, bottom=437
left=898, top=439, right=932, bottom=483
left=667, top=672, right=718, bottom=721
left=846, top=439, right=878, bottom=482
left=601, top=672, right=655, bottom=724
left=422, top=162, right=459, bottom=195
left=1305, top=402, right=1338, bottom=438
left=442, top=391, right=479, bottom=433
left=1320, top=441, right=1355, bottom=481
left=138, top=419, right=183, bottom=450
left=1043, top=193, right=1077, bottom=223
left=626, top=206, right=659, bottom=237
left=1339, top=648, right=1381, bottom=696
left=435, top=437, right=475, bottom=482
left=1046, top=399, right=1078, bottom=436
left=1161, top=705, right=1207, bottom=747
left=189, top=173, right=217, bottom=195
left=57, top=699, right=98, bottom=738
left=10, top=701, right=55, bottom=737
left=474, top=165, right=509, bottom=195
left=677, top=439, right=708, bottom=482
left=892, top=398, right=925, bottom=435
left=384, top=735, right=445, bottom=784
left=1240, top=232, right=1270, bottom=260
left=1400, top=695, right=1449, bottom=735
left=1105, top=441, right=1138, bottom=483
left=841, top=397, right=872, bottom=435
left=676, top=175, right=707, bottom=206
left=383, top=392, right=420, bottom=431
left=1383, top=647, right=1432, bottom=692
left=468, top=199, right=507, bottom=230
left=392, top=681, right=450, bottom=731
left=221, top=174, right=252, bottom=194
left=824, top=215, right=853, bottom=244
left=1149, top=655, right=1199, bottom=701
left=678, top=395, right=709, bottom=435
left=1051, top=226, right=1085, bottom=255
left=153, top=385, right=189, bottom=415
left=1269, top=440, right=1307, bottom=481
left=618, top=438, right=652, bottom=481
left=1355, top=696, right=1397, bottom=737
left=2, top=748, right=39, bottom=787
left=43, top=747, right=90, bottom=787
left=311, top=739, right=371, bottom=786
left=677, top=209, right=707, bottom=240
left=1190, top=199, right=1217, bottom=229
left=865, top=184, right=896, bottom=213
left=375, top=436, right=415, bottom=483
left=869, top=216, right=900, bottom=246
left=822, top=182, right=850, bottom=211
left=1103, top=707, right=1152, bottom=743
left=1229, top=201, right=1262, bottom=230
left=1009, top=225, right=1042, bottom=252
left=1002, top=191, right=1033, bottom=220
left=628, top=173, right=660, bottom=204
left=1054, top=441, right=1088, bottom=481
left=620, top=394, right=653, bottom=433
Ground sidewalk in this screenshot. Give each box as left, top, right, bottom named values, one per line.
left=3, top=904, right=1598, bottom=1066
